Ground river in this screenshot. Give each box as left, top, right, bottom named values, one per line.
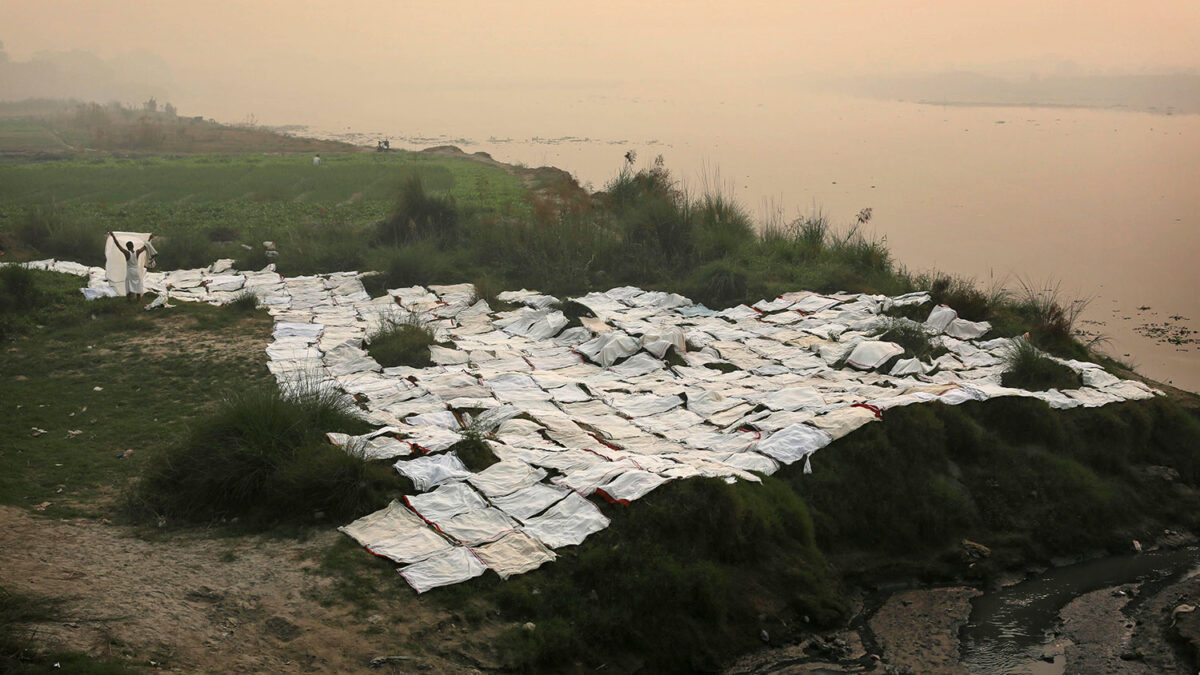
left=298, top=83, right=1199, bottom=392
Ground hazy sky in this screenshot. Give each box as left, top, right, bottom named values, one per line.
left=3, top=1, right=1199, bottom=89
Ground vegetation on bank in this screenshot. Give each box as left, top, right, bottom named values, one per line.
left=365, top=315, right=441, bottom=368
left=133, top=385, right=392, bottom=528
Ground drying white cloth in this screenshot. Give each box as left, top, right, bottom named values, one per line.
left=105, top=231, right=152, bottom=293
left=395, top=454, right=472, bottom=492
left=399, top=546, right=487, bottom=593
left=522, top=493, right=610, bottom=548
left=471, top=531, right=557, bottom=579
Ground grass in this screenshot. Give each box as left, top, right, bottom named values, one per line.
left=1001, top=339, right=1082, bottom=391
left=0, top=270, right=275, bottom=518
left=876, top=318, right=946, bottom=361
left=134, top=384, right=395, bottom=528
left=1, top=587, right=138, bottom=674
left=365, top=315, right=439, bottom=368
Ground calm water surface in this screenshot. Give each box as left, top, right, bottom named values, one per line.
left=307, top=85, right=1199, bottom=391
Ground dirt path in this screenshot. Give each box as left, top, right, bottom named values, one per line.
left=0, top=505, right=507, bottom=673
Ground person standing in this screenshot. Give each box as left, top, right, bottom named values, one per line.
left=313, top=153, right=321, bottom=166
left=109, top=231, right=147, bottom=302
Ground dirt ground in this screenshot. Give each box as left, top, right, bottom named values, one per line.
left=0, top=505, right=509, bottom=673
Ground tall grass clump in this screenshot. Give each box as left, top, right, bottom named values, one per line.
left=1000, top=338, right=1082, bottom=391
left=0, top=265, right=42, bottom=340
left=136, top=384, right=390, bottom=527
left=375, top=174, right=459, bottom=247
left=14, top=202, right=105, bottom=266
left=365, top=315, right=439, bottom=368
left=877, top=318, right=945, bottom=361
left=1014, top=278, right=1090, bottom=357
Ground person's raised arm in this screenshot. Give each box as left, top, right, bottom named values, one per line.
left=109, top=232, right=130, bottom=259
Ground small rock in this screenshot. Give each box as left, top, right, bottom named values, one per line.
left=264, top=616, right=300, bottom=642
left=759, top=629, right=769, bottom=643
left=962, top=539, right=992, bottom=559
left=522, top=622, right=536, bottom=632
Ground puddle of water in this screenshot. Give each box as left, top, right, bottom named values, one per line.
left=960, top=548, right=1200, bottom=673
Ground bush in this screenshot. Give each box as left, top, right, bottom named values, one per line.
left=687, top=259, right=749, bottom=308
left=1014, top=278, right=1090, bottom=357
left=877, top=318, right=945, bottom=361
left=1000, top=339, right=1081, bottom=391
left=692, top=194, right=755, bottom=262
left=365, top=315, right=438, bottom=368
left=375, top=174, right=458, bottom=247
left=136, top=384, right=391, bottom=527
left=14, top=202, right=106, bottom=266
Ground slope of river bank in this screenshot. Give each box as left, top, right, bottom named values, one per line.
left=727, top=535, right=1200, bottom=674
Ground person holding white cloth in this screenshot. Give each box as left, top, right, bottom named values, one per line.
left=108, top=231, right=150, bottom=301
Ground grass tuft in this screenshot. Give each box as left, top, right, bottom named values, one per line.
left=1000, top=339, right=1082, bottom=391
left=877, top=318, right=946, bottom=361
left=365, top=315, right=438, bottom=368
left=134, top=383, right=392, bottom=528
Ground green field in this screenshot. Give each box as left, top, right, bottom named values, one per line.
left=0, top=150, right=534, bottom=273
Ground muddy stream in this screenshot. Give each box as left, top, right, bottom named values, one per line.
left=729, top=545, right=1200, bottom=674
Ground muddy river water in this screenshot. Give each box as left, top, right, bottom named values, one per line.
left=304, top=83, right=1199, bottom=392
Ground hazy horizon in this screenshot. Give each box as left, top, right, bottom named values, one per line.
left=4, top=1, right=1200, bottom=125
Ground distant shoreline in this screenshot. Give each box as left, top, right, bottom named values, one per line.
left=914, top=99, right=1193, bottom=115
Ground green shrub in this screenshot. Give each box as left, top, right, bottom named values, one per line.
left=227, top=291, right=259, bottom=312
left=692, top=194, right=755, bottom=261
left=1013, top=278, right=1090, bottom=357
left=1000, top=339, right=1081, bottom=391
left=14, top=202, right=106, bottom=266
left=876, top=318, right=945, bottom=361
left=375, top=174, right=458, bottom=247
left=449, top=429, right=499, bottom=472
left=366, top=315, right=438, bottom=368
left=688, top=259, right=749, bottom=308
left=136, top=384, right=390, bottom=527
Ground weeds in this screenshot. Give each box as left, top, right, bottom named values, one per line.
left=227, top=291, right=259, bottom=312
left=365, top=315, right=438, bottom=368
left=135, top=384, right=393, bottom=527
left=877, top=318, right=946, bottom=361
left=1014, top=278, right=1091, bottom=357
left=375, top=174, right=459, bottom=247
left=1000, top=339, right=1082, bottom=391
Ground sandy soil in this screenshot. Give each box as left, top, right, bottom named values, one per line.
left=867, top=587, right=980, bottom=675
left=0, top=505, right=509, bottom=673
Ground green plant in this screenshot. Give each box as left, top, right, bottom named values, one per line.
left=227, top=291, right=259, bottom=312
left=375, top=174, right=459, bottom=247
left=135, top=383, right=391, bottom=527
left=876, top=318, right=945, bottom=361
left=1014, top=278, right=1090, bottom=357
left=365, top=314, right=439, bottom=368
left=1000, top=338, right=1082, bottom=391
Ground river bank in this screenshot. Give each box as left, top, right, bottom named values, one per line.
left=726, top=533, right=1200, bottom=674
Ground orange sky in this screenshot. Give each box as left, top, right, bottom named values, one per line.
left=3, top=1, right=1198, bottom=83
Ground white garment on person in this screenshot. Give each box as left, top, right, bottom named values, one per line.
left=125, top=249, right=144, bottom=294
left=312, top=155, right=321, bottom=166
left=105, top=232, right=151, bottom=293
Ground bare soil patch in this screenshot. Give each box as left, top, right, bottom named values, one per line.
left=0, top=506, right=510, bottom=673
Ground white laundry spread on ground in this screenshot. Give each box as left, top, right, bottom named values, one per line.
left=12, top=257, right=1162, bottom=592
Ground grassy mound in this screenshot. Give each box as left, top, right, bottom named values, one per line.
left=136, top=385, right=393, bottom=527
left=365, top=316, right=440, bottom=368
left=1000, top=339, right=1082, bottom=391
